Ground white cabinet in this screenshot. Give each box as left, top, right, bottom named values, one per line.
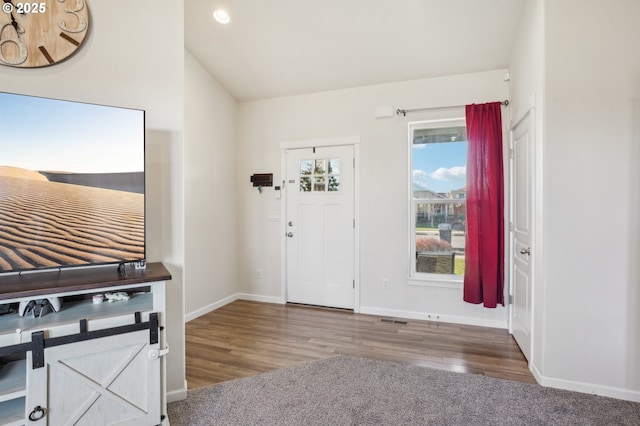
left=0, top=263, right=170, bottom=426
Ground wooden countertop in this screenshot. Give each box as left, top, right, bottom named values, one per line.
left=0, top=262, right=171, bottom=301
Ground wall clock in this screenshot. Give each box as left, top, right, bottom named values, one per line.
left=0, top=0, right=89, bottom=68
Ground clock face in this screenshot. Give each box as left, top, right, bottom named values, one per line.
left=0, top=0, right=90, bottom=68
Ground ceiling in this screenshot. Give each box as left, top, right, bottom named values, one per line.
left=185, top=0, right=526, bottom=102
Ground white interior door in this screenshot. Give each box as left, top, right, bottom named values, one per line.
left=285, top=145, right=355, bottom=309
left=510, top=111, right=534, bottom=361
left=26, top=330, right=160, bottom=425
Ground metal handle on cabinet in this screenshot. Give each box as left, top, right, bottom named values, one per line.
left=29, top=405, right=46, bottom=421
left=520, top=247, right=531, bottom=256
left=287, top=232, right=294, bottom=238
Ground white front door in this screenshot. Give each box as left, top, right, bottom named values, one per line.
left=510, top=111, right=534, bottom=361
left=285, top=145, right=355, bottom=309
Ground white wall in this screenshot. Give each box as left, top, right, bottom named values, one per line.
left=525, top=0, right=640, bottom=401
left=0, top=0, right=186, bottom=401
left=509, top=0, right=545, bottom=122
left=236, top=70, right=511, bottom=327
left=184, top=50, right=239, bottom=320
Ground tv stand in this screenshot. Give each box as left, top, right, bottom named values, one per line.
left=0, top=262, right=171, bottom=425
left=118, top=261, right=128, bottom=278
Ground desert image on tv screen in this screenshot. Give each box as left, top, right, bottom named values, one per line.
left=0, top=92, right=145, bottom=272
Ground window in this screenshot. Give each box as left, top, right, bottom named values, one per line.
left=300, top=159, right=341, bottom=192
left=410, top=118, right=467, bottom=279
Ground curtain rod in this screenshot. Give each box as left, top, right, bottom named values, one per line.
left=396, top=100, right=509, bottom=117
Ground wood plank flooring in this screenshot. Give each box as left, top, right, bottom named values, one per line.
left=185, top=300, right=536, bottom=389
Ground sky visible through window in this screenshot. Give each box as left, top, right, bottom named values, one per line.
left=413, top=141, right=467, bottom=194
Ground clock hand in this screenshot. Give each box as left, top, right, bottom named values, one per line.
left=9, top=13, right=19, bottom=33
left=3, top=0, right=24, bottom=35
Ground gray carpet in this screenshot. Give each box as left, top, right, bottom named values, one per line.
left=168, top=355, right=640, bottom=425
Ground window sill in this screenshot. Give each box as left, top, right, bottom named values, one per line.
left=407, top=274, right=463, bottom=289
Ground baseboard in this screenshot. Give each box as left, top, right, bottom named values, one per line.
left=184, top=293, right=239, bottom=322
left=530, top=359, right=640, bottom=402
left=167, top=386, right=187, bottom=403
left=359, top=306, right=508, bottom=329
left=531, top=360, right=544, bottom=384
left=185, top=293, right=284, bottom=322
left=536, top=372, right=640, bottom=403
left=235, top=293, right=285, bottom=304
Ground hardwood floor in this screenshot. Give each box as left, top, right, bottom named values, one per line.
left=185, top=300, right=536, bottom=389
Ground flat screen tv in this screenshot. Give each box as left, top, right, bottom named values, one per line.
left=0, top=91, right=145, bottom=274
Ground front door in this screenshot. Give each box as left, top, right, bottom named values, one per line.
left=510, top=111, right=534, bottom=362
left=285, top=145, right=355, bottom=309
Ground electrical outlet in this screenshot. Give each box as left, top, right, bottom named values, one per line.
left=257, top=269, right=263, bottom=279
left=383, top=278, right=389, bottom=288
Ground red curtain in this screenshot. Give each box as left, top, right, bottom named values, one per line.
left=464, top=102, right=504, bottom=308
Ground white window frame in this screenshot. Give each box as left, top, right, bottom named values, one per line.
left=408, top=117, right=466, bottom=286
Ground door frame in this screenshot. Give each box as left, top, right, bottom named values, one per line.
left=280, top=136, right=361, bottom=312
left=508, top=104, right=538, bottom=369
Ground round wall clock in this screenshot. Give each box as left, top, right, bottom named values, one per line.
left=0, top=0, right=90, bottom=68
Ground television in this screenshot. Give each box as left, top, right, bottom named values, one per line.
left=0, top=91, right=145, bottom=274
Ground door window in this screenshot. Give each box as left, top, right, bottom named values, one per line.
left=299, top=158, right=341, bottom=192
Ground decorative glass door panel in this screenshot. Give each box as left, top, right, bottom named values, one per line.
left=299, top=158, right=341, bottom=193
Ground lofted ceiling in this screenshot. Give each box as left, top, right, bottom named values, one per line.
left=185, top=0, right=526, bottom=102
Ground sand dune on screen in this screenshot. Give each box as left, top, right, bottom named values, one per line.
left=0, top=173, right=144, bottom=272
left=0, top=165, right=48, bottom=181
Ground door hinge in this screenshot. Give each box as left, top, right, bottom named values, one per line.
left=508, top=294, right=513, bottom=305
left=509, top=222, right=514, bottom=232
left=353, top=280, right=355, bottom=289
left=353, top=158, right=355, bottom=168
left=509, top=148, right=514, bottom=159
left=353, top=218, right=355, bottom=228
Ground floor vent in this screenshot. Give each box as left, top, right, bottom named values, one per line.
left=381, top=318, right=408, bottom=325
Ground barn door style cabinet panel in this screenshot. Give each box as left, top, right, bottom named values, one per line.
left=0, top=263, right=171, bottom=426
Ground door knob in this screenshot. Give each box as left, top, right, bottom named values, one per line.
left=520, top=247, right=531, bottom=255
left=287, top=232, right=294, bottom=238
left=288, top=221, right=294, bottom=227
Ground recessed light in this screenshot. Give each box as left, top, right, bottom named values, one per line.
left=213, top=9, right=230, bottom=24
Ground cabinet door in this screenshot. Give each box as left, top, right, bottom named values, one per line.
left=26, top=330, right=160, bottom=425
